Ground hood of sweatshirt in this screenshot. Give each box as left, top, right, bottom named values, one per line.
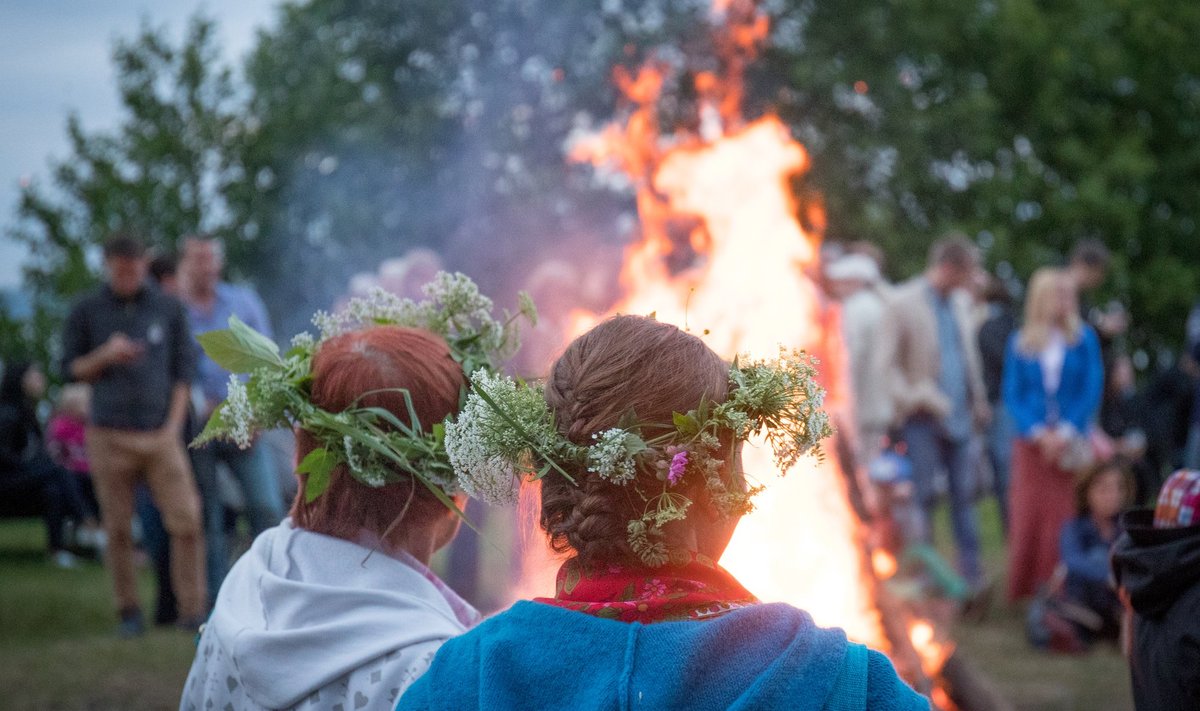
left=1112, top=509, right=1200, bottom=619
left=204, top=520, right=478, bottom=709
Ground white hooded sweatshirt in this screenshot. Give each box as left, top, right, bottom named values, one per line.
left=181, top=520, right=479, bottom=711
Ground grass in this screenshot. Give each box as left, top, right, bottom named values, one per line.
left=933, top=500, right=1134, bottom=711
left=0, top=502, right=1134, bottom=710
left=0, top=520, right=196, bottom=711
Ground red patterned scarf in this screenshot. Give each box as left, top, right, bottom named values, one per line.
left=533, top=553, right=760, bottom=623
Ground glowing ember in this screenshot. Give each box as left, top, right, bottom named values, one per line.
left=873, top=550, right=900, bottom=580
left=910, top=621, right=955, bottom=679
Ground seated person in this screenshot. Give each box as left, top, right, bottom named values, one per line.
left=401, top=315, right=928, bottom=710
left=1113, top=469, right=1200, bottom=710
left=0, top=361, right=90, bottom=567
left=46, top=384, right=106, bottom=551
left=1058, top=461, right=1127, bottom=644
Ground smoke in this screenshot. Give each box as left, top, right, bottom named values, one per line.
left=248, top=1, right=815, bottom=358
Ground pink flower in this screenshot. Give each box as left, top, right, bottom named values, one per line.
left=643, top=579, right=668, bottom=596
left=668, top=450, right=689, bottom=485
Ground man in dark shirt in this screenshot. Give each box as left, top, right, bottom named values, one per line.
left=61, top=233, right=205, bottom=637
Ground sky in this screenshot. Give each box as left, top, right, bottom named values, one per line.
left=0, top=0, right=279, bottom=289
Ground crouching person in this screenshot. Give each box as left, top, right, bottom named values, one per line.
left=1112, top=469, right=1200, bottom=711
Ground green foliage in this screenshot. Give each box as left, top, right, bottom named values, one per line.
left=195, top=314, right=284, bottom=373
left=756, top=0, right=1200, bottom=351
left=7, top=0, right=1200, bottom=367
left=6, top=15, right=248, bottom=371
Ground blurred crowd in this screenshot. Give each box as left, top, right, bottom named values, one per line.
left=821, top=234, right=1200, bottom=657
left=0, top=233, right=295, bottom=636
left=4, top=229, right=1199, bottom=666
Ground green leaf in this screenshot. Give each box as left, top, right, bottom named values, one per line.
left=189, top=403, right=228, bottom=448
left=196, top=315, right=283, bottom=374
left=623, top=433, right=648, bottom=456
left=298, top=447, right=336, bottom=502
left=672, top=411, right=700, bottom=436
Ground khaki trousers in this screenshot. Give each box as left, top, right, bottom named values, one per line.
left=86, top=426, right=205, bottom=619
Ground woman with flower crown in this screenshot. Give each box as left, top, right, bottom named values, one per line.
left=181, top=274, right=534, bottom=711
left=398, top=315, right=928, bottom=710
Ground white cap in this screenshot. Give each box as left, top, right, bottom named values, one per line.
left=824, top=253, right=881, bottom=283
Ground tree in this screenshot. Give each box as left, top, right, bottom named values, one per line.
left=754, top=0, right=1200, bottom=355
left=6, top=16, right=246, bottom=368
left=9, top=0, right=1200, bottom=363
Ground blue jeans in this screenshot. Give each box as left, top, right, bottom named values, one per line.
left=193, top=441, right=283, bottom=598
left=902, top=414, right=982, bottom=584
left=986, top=406, right=1015, bottom=537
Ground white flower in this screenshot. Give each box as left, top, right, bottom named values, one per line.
left=587, top=429, right=638, bottom=484
left=445, top=415, right=521, bottom=506
left=343, top=435, right=363, bottom=474
left=290, top=332, right=315, bottom=350
left=312, top=309, right=345, bottom=341
left=444, top=369, right=559, bottom=506
left=224, top=375, right=255, bottom=449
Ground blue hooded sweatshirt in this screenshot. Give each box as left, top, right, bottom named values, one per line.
left=396, top=600, right=929, bottom=710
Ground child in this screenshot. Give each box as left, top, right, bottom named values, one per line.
left=1058, top=461, right=1128, bottom=644
left=1112, top=469, right=1200, bottom=710
left=46, top=384, right=104, bottom=549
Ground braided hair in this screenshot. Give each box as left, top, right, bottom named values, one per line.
left=539, top=315, right=729, bottom=567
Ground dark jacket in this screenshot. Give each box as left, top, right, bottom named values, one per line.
left=60, top=283, right=195, bottom=431
left=978, top=305, right=1018, bottom=405
left=1111, top=509, right=1200, bottom=711
left=0, top=362, right=41, bottom=473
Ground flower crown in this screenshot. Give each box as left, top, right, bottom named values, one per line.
left=444, top=347, right=834, bottom=567
left=193, top=272, right=536, bottom=507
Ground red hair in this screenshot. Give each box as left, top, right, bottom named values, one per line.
left=289, top=326, right=466, bottom=541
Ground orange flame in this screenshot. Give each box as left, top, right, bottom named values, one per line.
left=524, top=2, right=951, bottom=700
left=559, top=2, right=884, bottom=648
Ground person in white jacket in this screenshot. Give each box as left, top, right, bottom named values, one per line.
left=181, top=321, right=484, bottom=711
left=825, top=253, right=894, bottom=464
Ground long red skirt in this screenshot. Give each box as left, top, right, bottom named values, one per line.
left=1006, top=438, right=1077, bottom=602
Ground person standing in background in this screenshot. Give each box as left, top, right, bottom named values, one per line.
left=61, top=233, right=205, bottom=636
left=879, top=234, right=991, bottom=585
left=1003, top=268, right=1104, bottom=602
left=977, top=275, right=1020, bottom=536
left=825, top=253, right=893, bottom=466
left=1066, top=239, right=1126, bottom=367
left=178, top=236, right=283, bottom=586
left=1180, top=302, right=1200, bottom=468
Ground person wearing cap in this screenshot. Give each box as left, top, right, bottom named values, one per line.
left=1112, top=469, right=1200, bottom=710
left=60, top=232, right=205, bottom=637
left=825, top=252, right=893, bottom=467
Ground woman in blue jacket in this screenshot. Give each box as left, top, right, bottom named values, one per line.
left=1003, top=268, right=1104, bottom=601
left=399, top=315, right=928, bottom=710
